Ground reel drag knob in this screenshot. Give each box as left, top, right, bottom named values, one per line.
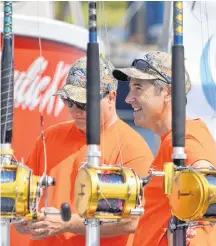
left=60, top=203, right=71, bottom=221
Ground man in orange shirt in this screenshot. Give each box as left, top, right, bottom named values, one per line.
left=14, top=56, right=153, bottom=246
left=113, top=51, right=216, bottom=246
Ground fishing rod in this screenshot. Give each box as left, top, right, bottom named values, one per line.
left=0, top=3, right=63, bottom=246
left=166, top=2, right=216, bottom=245
left=85, top=1, right=101, bottom=245
left=59, top=0, right=104, bottom=244
left=62, top=3, right=141, bottom=245
left=1, top=2, right=15, bottom=245
left=171, top=1, right=187, bottom=246
left=73, top=3, right=146, bottom=246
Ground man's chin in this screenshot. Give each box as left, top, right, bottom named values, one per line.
left=134, top=118, right=142, bottom=127
left=134, top=118, right=146, bottom=128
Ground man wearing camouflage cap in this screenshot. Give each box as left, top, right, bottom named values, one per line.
left=14, top=56, right=154, bottom=246
left=113, top=51, right=216, bottom=246
left=54, top=56, right=118, bottom=132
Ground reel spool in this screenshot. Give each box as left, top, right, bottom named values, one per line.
left=163, top=163, right=216, bottom=222
left=74, top=165, right=145, bottom=219
left=0, top=152, right=55, bottom=222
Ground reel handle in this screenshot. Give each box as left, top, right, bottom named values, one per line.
left=60, top=203, right=71, bottom=222
left=141, top=174, right=152, bottom=187
left=144, top=163, right=174, bottom=195
left=141, top=170, right=165, bottom=187
left=42, top=204, right=71, bottom=222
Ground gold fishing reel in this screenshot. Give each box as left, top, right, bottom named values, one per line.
left=74, top=165, right=145, bottom=219
left=162, top=162, right=216, bottom=222
left=0, top=149, right=55, bottom=222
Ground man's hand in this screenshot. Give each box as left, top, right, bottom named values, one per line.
left=186, top=228, right=196, bottom=245
left=13, top=220, right=30, bottom=235
left=28, top=207, right=69, bottom=240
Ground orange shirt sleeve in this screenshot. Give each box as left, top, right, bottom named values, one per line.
left=166, top=135, right=216, bottom=166
left=184, top=137, right=216, bottom=165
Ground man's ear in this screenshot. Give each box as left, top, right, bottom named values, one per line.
left=164, top=86, right=171, bottom=102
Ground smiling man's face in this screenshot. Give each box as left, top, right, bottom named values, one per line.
left=125, top=78, right=168, bottom=129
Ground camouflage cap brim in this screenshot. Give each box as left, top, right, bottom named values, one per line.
left=113, top=67, right=158, bottom=81
left=55, top=84, right=87, bottom=104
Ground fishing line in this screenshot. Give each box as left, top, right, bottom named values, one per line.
left=36, top=0, right=48, bottom=211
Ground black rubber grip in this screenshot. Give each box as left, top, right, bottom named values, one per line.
left=86, top=42, right=100, bottom=145
left=172, top=45, right=186, bottom=148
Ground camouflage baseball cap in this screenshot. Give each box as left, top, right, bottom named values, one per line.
left=113, top=51, right=191, bottom=94
left=55, top=56, right=118, bottom=103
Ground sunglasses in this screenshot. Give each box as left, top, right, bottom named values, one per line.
left=132, top=59, right=171, bottom=84
left=61, top=97, right=86, bottom=110
left=61, top=91, right=110, bottom=111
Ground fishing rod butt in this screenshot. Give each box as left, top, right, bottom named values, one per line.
left=173, top=218, right=187, bottom=246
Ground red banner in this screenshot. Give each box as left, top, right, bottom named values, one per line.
left=8, top=35, right=85, bottom=162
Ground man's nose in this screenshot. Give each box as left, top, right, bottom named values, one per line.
left=125, top=92, right=135, bottom=104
